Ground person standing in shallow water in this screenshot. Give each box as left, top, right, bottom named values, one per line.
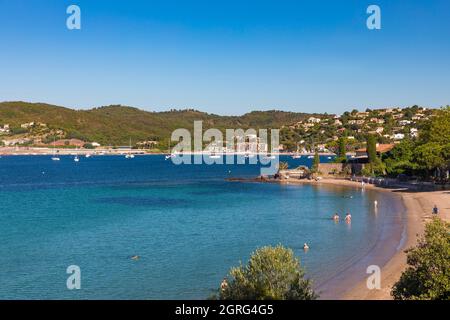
left=345, top=213, right=352, bottom=223
left=220, top=278, right=228, bottom=292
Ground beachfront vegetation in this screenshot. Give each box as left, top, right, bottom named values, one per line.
left=214, top=245, right=317, bottom=300
left=383, top=106, right=450, bottom=181
left=334, top=137, right=347, bottom=163
left=392, top=218, right=450, bottom=300
left=278, top=161, right=289, bottom=171
left=312, top=150, right=320, bottom=173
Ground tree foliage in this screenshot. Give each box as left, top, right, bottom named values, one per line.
left=382, top=106, right=450, bottom=179
left=216, top=245, right=317, bottom=300
left=334, top=137, right=347, bottom=163
left=366, top=134, right=377, bottom=164
left=0, top=101, right=314, bottom=147
left=392, top=218, right=450, bottom=300
left=312, top=150, right=320, bottom=173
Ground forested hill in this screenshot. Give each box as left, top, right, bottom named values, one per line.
left=0, top=101, right=316, bottom=145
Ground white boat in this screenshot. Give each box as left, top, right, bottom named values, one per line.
left=125, top=138, right=135, bottom=159
left=74, top=146, right=80, bottom=162
left=263, top=155, right=276, bottom=160
left=51, top=137, right=60, bottom=161
left=292, top=144, right=302, bottom=159
left=165, top=139, right=176, bottom=160
left=307, top=155, right=314, bottom=159
left=209, top=154, right=221, bottom=159
left=327, top=156, right=332, bottom=159
left=85, top=154, right=91, bottom=158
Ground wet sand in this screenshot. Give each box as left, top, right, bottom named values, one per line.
left=274, top=178, right=449, bottom=299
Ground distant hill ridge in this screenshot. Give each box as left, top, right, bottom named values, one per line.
left=0, top=101, right=317, bottom=145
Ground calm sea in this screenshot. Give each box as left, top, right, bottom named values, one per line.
left=0, top=155, right=404, bottom=299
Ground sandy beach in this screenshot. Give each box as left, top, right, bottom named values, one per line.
left=278, top=178, right=449, bottom=300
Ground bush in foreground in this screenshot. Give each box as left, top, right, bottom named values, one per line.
left=214, top=245, right=317, bottom=300
left=392, top=218, right=450, bottom=300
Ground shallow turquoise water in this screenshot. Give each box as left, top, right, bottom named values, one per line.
left=0, top=155, right=402, bottom=299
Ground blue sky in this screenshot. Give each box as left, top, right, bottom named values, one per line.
left=0, top=0, right=449, bottom=115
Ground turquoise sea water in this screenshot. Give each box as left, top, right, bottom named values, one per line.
left=0, top=155, right=404, bottom=299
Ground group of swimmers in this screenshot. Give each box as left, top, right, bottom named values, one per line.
left=302, top=212, right=354, bottom=251
left=332, top=212, right=352, bottom=223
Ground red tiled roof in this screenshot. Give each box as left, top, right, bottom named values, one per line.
left=356, top=143, right=395, bottom=154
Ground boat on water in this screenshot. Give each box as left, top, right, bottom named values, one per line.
left=125, top=138, right=135, bottom=159
left=292, top=144, right=302, bottom=159
left=165, top=139, right=175, bottom=160
left=209, top=151, right=221, bottom=159
left=307, top=155, right=314, bottom=159
left=51, top=137, right=60, bottom=161
left=74, top=147, right=80, bottom=162
left=85, top=154, right=91, bottom=158
left=262, top=155, right=276, bottom=161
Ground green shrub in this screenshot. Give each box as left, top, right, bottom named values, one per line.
left=392, top=218, right=450, bottom=300
left=214, top=245, right=317, bottom=300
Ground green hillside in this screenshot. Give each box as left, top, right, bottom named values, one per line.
left=0, top=101, right=314, bottom=146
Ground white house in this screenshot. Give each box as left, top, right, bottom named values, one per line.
left=399, top=120, right=412, bottom=126
left=307, top=117, right=321, bottom=123
left=393, top=133, right=405, bottom=140
left=20, top=122, right=35, bottom=129
left=0, top=124, right=10, bottom=133
left=375, top=127, right=384, bottom=134
left=410, top=128, right=419, bottom=138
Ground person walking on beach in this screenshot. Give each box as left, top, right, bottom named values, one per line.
left=432, top=205, right=439, bottom=215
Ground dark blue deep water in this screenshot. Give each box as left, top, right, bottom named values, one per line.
left=0, top=155, right=403, bottom=299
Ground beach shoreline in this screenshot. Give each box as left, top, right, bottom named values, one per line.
left=272, top=177, right=449, bottom=300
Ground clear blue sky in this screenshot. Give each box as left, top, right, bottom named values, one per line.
left=0, top=0, right=449, bottom=115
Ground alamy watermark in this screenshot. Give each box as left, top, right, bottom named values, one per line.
left=66, top=265, right=81, bottom=290
left=367, top=5, right=381, bottom=30
left=66, top=5, right=81, bottom=30
left=366, top=265, right=381, bottom=290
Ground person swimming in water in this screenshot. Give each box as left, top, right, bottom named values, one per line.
left=332, top=213, right=340, bottom=221
left=303, top=243, right=309, bottom=250
left=345, top=213, right=352, bottom=222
